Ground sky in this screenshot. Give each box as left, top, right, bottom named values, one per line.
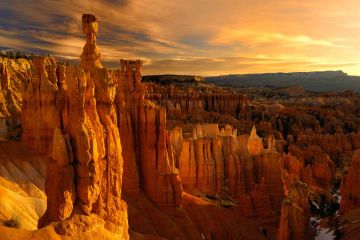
left=1, top=0, right=360, bottom=76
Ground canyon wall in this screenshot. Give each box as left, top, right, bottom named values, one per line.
left=116, top=59, right=182, bottom=208
left=297, top=132, right=360, bottom=163
left=175, top=123, right=345, bottom=239
left=145, top=82, right=249, bottom=119
left=0, top=57, right=30, bottom=140
left=177, top=124, right=285, bottom=217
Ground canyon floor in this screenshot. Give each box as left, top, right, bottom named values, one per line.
left=1, top=14, right=360, bottom=240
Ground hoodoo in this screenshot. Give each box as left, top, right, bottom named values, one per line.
left=32, top=14, right=129, bottom=238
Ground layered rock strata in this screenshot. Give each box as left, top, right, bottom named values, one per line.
left=0, top=57, right=31, bottom=139
left=296, top=132, right=360, bottom=163
left=177, top=124, right=284, bottom=217
left=145, top=82, right=249, bottom=119
left=116, top=59, right=182, bottom=207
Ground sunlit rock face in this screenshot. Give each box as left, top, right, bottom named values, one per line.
left=178, top=124, right=246, bottom=198
left=176, top=124, right=286, bottom=218
left=0, top=57, right=30, bottom=140
left=20, top=14, right=130, bottom=239
left=21, top=57, right=60, bottom=154
left=80, top=14, right=103, bottom=71
left=247, top=126, right=264, bottom=155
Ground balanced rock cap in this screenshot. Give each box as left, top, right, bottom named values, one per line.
left=82, top=14, right=98, bottom=35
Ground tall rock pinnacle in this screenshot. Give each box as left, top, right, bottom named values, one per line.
left=80, top=14, right=103, bottom=71
left=33, top=14, right=129, bottom=239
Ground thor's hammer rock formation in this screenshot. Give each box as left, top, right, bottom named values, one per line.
left=26, top=14, right=129, bottom=238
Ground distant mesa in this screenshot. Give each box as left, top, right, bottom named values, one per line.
left=206, top=70, right=360, bottom=92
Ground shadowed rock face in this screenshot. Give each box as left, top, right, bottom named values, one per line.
left=115, top=59, right=183, bottom=207
left=340, top=150, right=360, bottom=214
left=338, top=151, right=360, bottom=240
left=278, top=181, right=310, bottom=240
left=145, top=82, right=249, bottom=119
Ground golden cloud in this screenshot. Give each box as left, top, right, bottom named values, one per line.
left=0, top=0, right=360, bottom=75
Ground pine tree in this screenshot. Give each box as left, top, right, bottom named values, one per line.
left=9, top=51, right=14, bottom=59
left=15, top=51, right=21, bottom=59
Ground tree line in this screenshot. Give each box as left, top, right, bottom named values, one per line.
left=0, top=50, right=50, bottom=60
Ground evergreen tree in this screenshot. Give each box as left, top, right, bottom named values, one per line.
left=9, top=51, right=14, bottom=59
left=15, top=51, right=21, bottom=59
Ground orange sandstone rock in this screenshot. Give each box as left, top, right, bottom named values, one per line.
left=32, top=14, right=129, bottom=239
left=145, top=82, right=249, bottom=119
left=177, top=124, right=287, bottom=219
left=278, top=181, right=310, bottom=240
left=340, top=150, right=360, bottom=214
left=247, top=126, right=264, bottom=155
left=80, top=14, right=102, bottom=71
left=0, top=57, right=30, bottom=140
left=21, top=57, right=60, bottom=154
left=38, top=127, right=75, bottom=225
left=115, top=59, right=183, bottom=208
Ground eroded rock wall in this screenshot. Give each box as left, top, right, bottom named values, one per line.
left=0, top=57, right=30, bottom=140
left=145, top=82, right=249, bottom=119
left=177, top=124, right=285, bottom=218
left=115, top=59, right=183, bottom=208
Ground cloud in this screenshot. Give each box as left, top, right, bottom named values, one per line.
left=0, top=0, right=360, bottom=75
left=142, top=56, right=358, bottom=76
left=210, top=28, right=349, bottom=48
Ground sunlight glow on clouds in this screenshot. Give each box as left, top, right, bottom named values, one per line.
left=210, top=28, right=349, bottom=48
left=0, top=0, right=360, bottom=76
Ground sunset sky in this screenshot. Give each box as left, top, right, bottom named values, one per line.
left=1, top=0, right=360, bottom=76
